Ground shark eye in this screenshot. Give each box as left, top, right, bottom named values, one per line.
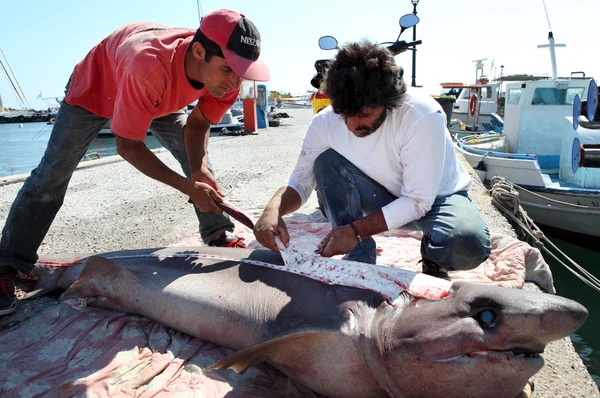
left=477, top=310, right=497, bottom=328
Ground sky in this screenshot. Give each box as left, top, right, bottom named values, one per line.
left=0, top=0, right=599, bottom=110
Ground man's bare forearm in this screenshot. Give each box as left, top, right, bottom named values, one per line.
left=185, top=108, right=211, bottom=174
left=352, top=210, right=388, bottom=240
left=116, top=138, right=193, bottom=195
left=265, top=186, right=303, bottom=216
left=185, top=124, right=209, bottom=174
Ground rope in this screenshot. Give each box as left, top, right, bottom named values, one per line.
left=513, top=183, right=599, bottom=210
left=489, top=176, right=600, bottom=293
left=31, top=123, right=52, bottom=140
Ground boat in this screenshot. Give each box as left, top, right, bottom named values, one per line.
left=209, top=109, right=245, bottom=134
left=0, top=52, right=56, bottom=124
left=460, top=133, right=506, bottom=152
left=440, top=59, right=503, bottom=133
left=456, top=31, right=600, bottom=244
left=279, top=93, right=313, bottom=109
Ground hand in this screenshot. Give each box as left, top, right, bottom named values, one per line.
left=254, top=210, right=290, bottom=252
left=189, top=182, right=223, bottom=214
left=316, top=224, right=359, bottom=258
left=192, top=167, right=224, bottom=197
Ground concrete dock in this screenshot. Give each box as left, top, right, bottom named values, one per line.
left=0, top=108, right=598, bottom=397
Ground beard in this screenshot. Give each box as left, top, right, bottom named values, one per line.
left=352, top=109, right=388, bottom=138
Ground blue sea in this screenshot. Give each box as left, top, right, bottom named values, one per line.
left=0, top=121, right=598, bottom=388
left=0, top=122, right=162, bottom=177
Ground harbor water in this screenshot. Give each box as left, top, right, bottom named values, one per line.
left=545, top=236, right=600, bottom=387
left=0, top=122, right=162, bottom=177
left=0, top=122, right=599, bottom=389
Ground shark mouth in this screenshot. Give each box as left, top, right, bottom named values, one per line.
left=433, top=348, right=542, bottom=362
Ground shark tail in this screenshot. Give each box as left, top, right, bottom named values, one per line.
left=22, top=265, right=58, bottom=300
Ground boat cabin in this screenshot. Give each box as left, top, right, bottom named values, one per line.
left=503, top=79, right=590, bottom=170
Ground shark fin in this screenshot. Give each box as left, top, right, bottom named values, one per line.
left=206, top=329, right=343, bottom=374
left=23, top=287, right=55, bottom=300
left=206, top=348, right=260, bottom=374
left=60, top=256, right=137, bottom=304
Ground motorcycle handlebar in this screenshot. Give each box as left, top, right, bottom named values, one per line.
left=387, top=40, right=422, bottom=55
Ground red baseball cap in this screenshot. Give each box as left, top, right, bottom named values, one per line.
left=200, top=9, right=270, bottom=82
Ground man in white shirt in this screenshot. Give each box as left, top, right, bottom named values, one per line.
left=254, top=41, right=490, bottom=274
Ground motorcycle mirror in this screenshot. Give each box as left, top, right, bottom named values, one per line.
left=398, top=14, right=419, bottom=37
left=319, top=36, right=339, bottom=51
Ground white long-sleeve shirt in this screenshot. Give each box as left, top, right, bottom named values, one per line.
left=287, top=87, right=471, bottom=230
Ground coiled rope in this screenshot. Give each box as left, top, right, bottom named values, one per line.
left=489, top=176, right=600, bottom=293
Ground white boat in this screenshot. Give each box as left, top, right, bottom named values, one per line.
left=209, top=109, right=245, bottom=134
left=456, top=31, right=600, bottom=241
left=440, top=59, right=503, bottom=132
left=279, top=93, right=313, bottom=109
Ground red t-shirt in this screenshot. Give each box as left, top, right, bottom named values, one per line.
left=65, top=22, right=239, bottom=141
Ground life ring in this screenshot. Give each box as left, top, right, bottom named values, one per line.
left=469, top=94, right=477, bottom=116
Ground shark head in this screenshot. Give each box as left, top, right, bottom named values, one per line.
left=365, top=282, right=588, bottom=398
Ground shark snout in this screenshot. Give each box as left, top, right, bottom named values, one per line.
left=451, top=282, right=588, bottom=344
left=535, top=294, right=588, bottom=340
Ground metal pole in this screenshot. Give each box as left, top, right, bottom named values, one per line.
left=411, top=3, right=417, bottom=87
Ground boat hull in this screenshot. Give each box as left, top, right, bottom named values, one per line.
left=517, top=186, right=600, bottom=238
left=455, top=143, right=547, bottom=186
left=455, top=143, right=600, bottom=238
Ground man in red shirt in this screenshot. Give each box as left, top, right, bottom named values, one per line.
left=0, top=9, right=270, bottom=315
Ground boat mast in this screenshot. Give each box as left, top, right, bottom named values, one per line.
left=537, top=31, right=565, bottom=81
left=537, top=0, right=565, bottom=81
left=0, top=48, right=29, bottom=109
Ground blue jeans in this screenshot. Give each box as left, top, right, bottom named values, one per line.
left=314, top=149, right=491, bottom=270
left=0, top=100, right=233, bottom=274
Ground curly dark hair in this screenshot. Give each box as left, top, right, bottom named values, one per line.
left=323, top=40, right=406, bottom=116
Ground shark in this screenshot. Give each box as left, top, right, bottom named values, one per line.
left=26, top=246, right=587, bottom=397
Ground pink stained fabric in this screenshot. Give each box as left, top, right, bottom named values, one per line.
left=0, top=303, right=316, bottom=397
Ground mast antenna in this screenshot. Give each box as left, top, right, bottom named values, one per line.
left=542, top=0, right=552, bottom=31
left=196, top=0, right=204, bottom=22
left=537, top=0, right=565, bottom=80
